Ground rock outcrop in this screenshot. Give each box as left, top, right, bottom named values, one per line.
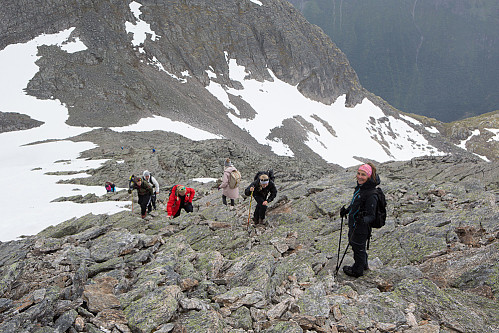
left=0, top=111, right=43, bottom=133
left=1, top=152, right=497, bottom=332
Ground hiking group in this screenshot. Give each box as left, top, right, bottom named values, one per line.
left=127, top=158, right=385, bottom=279
left=219, top=158, right=277, bottom=225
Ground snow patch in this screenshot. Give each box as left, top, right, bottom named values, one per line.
left=485, top=128, right=499, bottom=143
left=205, top=58, right=443, bottom=167
left=192, top=178, right=218, bottom=183
left=0, top=29, right=128, bottom=241
left=110, top=115, right=223, bottom=141
left=125, top=1, right=159, bottom=47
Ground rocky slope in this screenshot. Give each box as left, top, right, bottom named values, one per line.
left=0, top=111, right=43, bottom=133
left=0, top=139, right=497, bottom=332
left=410, top=110, right=499, bottom=163
left=1, top=0, right=361, bottom=129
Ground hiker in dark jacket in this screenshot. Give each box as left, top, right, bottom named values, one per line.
left=340, top=162, right=379, bottom=278
left=244, top=172, right=277, bottom=224
left=128, top=176, right=154, bottom=219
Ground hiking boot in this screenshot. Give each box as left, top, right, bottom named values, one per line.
left=343, top=265, right=363, bottom=278
left=258, top=218, right=264, bottom=224
left=141, top=214, right=146, bottom=219
left=252, top=216, right=259, bottom=224
left=229, top=205, right=235, bottom=211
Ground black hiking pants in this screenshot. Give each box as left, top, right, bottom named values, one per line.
left=253, top=196, right=268, bottom=221
left=138, top=194, right=152, bottom=216
left=173, top=202, right=193, bottom=218
left=348, top=228, right=369, bottom=275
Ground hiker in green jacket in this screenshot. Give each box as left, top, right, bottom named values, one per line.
left=128, top=176, right=154, bottom=219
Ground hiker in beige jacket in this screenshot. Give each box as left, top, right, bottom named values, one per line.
left=219, top=158, right=240, bottom=209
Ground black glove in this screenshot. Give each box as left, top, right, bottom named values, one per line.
left=128, top=189, right=132, bottom=194
left=340, top=206, right=348, bottom=218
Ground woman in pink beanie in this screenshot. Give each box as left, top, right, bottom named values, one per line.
left=339, top=162, right=380, bottom=278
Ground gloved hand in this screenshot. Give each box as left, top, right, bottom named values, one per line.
left=340, top=206, right=348, bottom=218
left=128, top=189, right=132, bottom=194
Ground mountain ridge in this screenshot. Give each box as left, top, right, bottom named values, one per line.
left=3, top=0, right=485, bottom=166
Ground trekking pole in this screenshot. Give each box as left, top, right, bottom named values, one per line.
left=335, top=216, right=344, bottom=275
left=335, top=217, right=358, bottom=277
left=335, top=243, right=350, bottom=277
left=131, top=191, right=134, bottom=213
left=246, top=191, right=254, bottom=231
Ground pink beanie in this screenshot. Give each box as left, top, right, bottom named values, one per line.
left=358, top=164, right=372, bottom=178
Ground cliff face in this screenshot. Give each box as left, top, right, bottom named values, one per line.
left=0, top=142, right=498, bottom=332
left=1, top=0, right=362, bottom=129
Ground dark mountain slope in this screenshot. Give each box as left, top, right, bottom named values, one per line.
left=288, top=0, right=499, bottom=122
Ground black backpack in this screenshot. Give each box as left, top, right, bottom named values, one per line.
left=366, top=187, right=386, bottom=228
left=254, top=169, right=275, bottom=182
left=147, top=173, right=157, bottom=188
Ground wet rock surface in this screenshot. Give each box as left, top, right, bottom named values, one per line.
left=0, top=142, right=498, bottom=333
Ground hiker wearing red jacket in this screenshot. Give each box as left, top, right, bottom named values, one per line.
left=166, top=185, right=195, bottom=218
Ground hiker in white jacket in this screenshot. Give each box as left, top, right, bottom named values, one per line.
left=143, top=170, right=159, bottom=212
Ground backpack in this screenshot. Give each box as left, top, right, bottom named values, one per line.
left=364, top=187, right=386, bottom=228
left=147, top=173, right=156, bottom=188
left=228, top=169, right=241, bottom=189
left=128, top=175, right=136, bottom=189
left=254, top=169, right=275, bottom=182
left=105, top=182, right=115, bottom=192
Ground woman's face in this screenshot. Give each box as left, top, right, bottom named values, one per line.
left=356, top=170, right=369, bottom=185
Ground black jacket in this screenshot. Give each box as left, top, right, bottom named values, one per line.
left=244, top=180, right=277, bottom=203
left=346, top=175, right=380, bottom=234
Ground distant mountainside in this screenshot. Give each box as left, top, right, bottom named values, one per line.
left=413, top=110, right=499, bottom=161
left=287, top=0, right=499, bottom=122
left=1, top=0, right=497, bottom=165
